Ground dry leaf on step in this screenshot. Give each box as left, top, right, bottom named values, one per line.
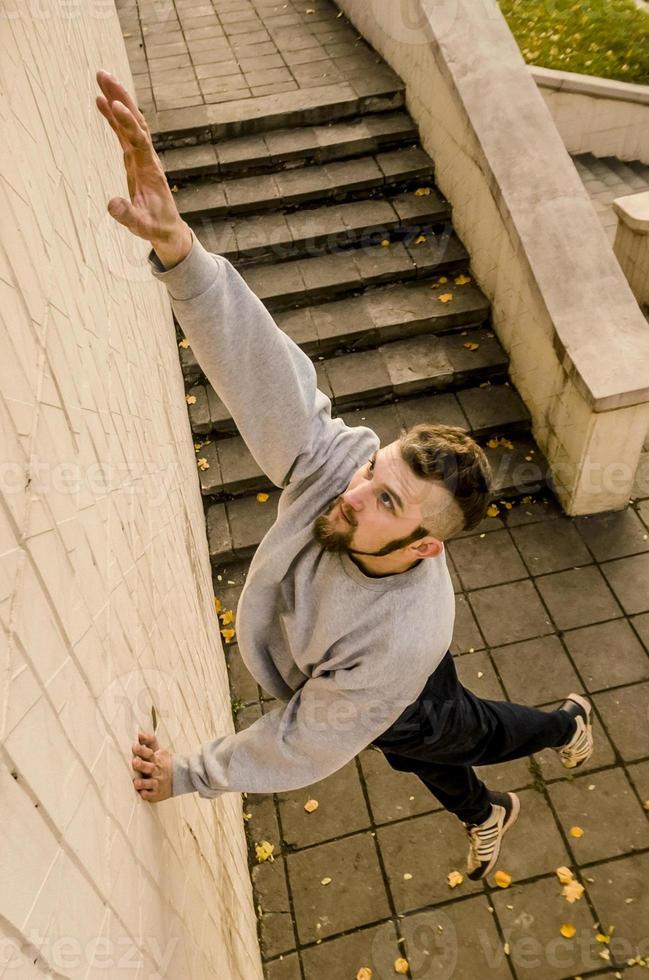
left=447, top=870, right=463, bottom=888
left=255, top=840, right=275, bottom=863
left=560, top=923, right=576, bottom=939
left=304, top=799, right=319, bottom=813
left=494, top=870, right=512, bottom=888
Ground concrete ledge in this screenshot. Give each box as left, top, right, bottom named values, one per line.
left=531, top=65, right=649, bottom=105
left=531, top=65, right=649, bottom=164
left=335, top=0, right=649, bottom=513
left=614, top=191, right=649, bottom=305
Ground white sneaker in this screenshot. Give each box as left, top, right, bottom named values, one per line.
left=464, top=791, right=520, bottom=880
left=555, top=693, right=593, bottom=769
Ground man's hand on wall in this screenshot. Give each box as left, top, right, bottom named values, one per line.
left=131, top=731, right=173, bottom=803
left=95, top=69, right=193, bottom=269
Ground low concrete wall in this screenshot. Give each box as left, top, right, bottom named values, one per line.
left=532, top=65, right=649, bottom=165
left=0, top=5, right=261, bottom=978
left=334, top=0, right=649, bottom=515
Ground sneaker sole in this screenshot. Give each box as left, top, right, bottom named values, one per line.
left=468, top=792, right=521, bottom=881
left=562, top=693, right=594, bottom=769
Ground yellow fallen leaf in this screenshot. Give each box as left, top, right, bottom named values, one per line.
left=414, top=235, right=427, bottom=245
left=486, top=504, right=500, bottom=518
left=194, top=442, right=203, bottom=451
left=178, top=338, right=190, bottom=349
left=414, top=187, right=431, bottom=196
left=503, top=942, right=511, bottom=956
left=522, top=495, right=533, bottom=504
left=643, top=800, right=649, bottom=811
left=596, top=933, right=611, bottom=944
left=320, top=877, right=332, bottom=886
left=185, top=394, right=197, bottom=405
left=447, top=870, right=464, bottom=888
left=214, top=597, right=222, bottom=614
left=221, top=628, right=236, bottom=644
left=304, top=799, right=319, bottom=813
left=438, top=276, right=449, bottom=284
left=171, top=185, right=179, bottom=193
left=243, top=811, right=252, bottom=821
left=455, top=274, right=472, bottom=285
left=438, top=293, right=454, bottom=303
left=487, top=436, right=514, bottom=451
left=219, top=609, right=234, bottom=626
left=503, top=501, right=513, bottom=510
left=562, top=879, right=585, bottom=903
left=569, top=826, right=584, bottom=839
left=403, top=873, right=413, bottom=880
left=394, top=960, right=409, bottom=975
left=381, top=239, right=391, bottom=247
left=256, top=493, right=269, bottom=503
left=356, top=970, right=373, bottom=980
left=255, top=840, right=275, bottom=863
left=463, top=342, right=480, bottom=351
left=494, top=870, right=512, bottom=888
left=197, top=458, right=210, bottom=471
left=560, top=923, right=576, bottom=939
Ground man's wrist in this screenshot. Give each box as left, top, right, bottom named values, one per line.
left=151, top=223, right=193, bottom=270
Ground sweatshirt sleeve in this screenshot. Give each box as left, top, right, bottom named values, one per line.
left=149, top=230, right=342, bottom=488
left=171, top=666, right=414, bottom=799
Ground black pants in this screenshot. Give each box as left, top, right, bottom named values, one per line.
left=371, top=650, right=576, bottom=824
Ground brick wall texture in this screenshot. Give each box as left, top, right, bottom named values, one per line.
left=0, top=5, right=262, bottom=978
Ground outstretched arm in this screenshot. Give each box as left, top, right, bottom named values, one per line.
left=96, top=70, right=343, bottom=487
left=131, top=667, right=414, bottom=803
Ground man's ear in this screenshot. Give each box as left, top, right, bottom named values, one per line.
left=411, top=537, right=444, bottom=559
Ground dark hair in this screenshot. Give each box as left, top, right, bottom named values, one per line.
left=398, top=423, right=493, bottom=535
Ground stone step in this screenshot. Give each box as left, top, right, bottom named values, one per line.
left=188, top=308, right=498, bottom=437
left=151, top=73, right=405, bottom=150
left=184, top=275, right=490, bottom=409
left=162, top=112, right=419, bottom=181
left=236, top=230, right=469, bottom=312
left=174, top=147, right=435, bottom=220
left=196, top=381, right=530, bottom=500
left=189, top=187, right=451, bottom=265
left=206, top=428, right=549, bottom=567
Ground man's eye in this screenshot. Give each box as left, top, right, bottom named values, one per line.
left=380, top=493, right=393, bottom=509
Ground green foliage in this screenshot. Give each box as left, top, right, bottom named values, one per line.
left=499, top=0, right=649, bottom=84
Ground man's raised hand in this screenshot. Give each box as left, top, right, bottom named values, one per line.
left=131, top=731, right=173, bottom=803
left=96, top=69, right=192, bottom=268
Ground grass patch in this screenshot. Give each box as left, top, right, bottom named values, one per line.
left=498, top=0, right=649, bottom=85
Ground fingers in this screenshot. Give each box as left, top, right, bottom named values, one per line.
left=133, top=776, right=158, bottom=792
left=111, top=100, right=149, bottom=151
left=132, top=741, right=154, bottom=760
left=132, top=757, right=155, bottom=775
left=139, top=731, right=160, bottom=751
left=138, top=787, right=160, bottom=802
left=96, top=69, right=148, bottom=131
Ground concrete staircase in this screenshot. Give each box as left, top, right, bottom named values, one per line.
left=157, top=84, right=549, bottom=568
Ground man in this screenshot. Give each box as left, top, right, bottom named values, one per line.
left=96, top=70, right=593, bottom=880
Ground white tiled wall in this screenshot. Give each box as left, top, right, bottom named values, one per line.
left=0, top=6, right=261, bottom=979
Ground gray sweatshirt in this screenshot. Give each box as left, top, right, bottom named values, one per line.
left=148, top=232, right=456, bottom=799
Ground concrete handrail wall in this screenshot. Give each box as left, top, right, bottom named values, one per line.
left=0, top=6, right=261, bottom=978
left=334, top=0, right=649, bottom=514
left=532, top=65, right=649, bottom=164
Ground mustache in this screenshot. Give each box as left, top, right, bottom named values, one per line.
left=330, top=496, right=356, bottom=527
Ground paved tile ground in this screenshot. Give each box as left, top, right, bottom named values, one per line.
left=215, top=486, right=649, bottom=980
left=116, top=0, right=384, bottom=113
left=574, top=152, right=649, bottom=244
